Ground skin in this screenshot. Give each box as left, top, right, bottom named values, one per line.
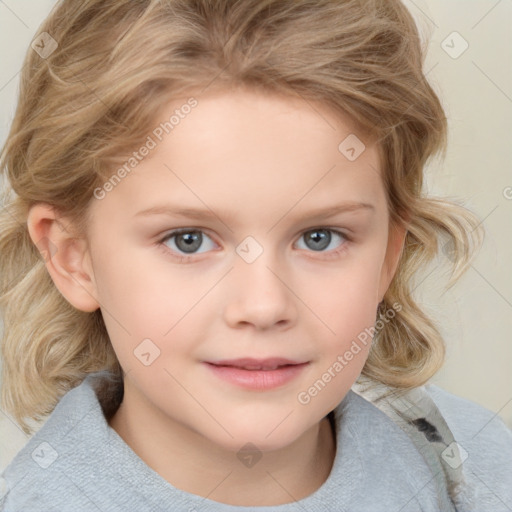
left=27, top=86, right=406, bottom=506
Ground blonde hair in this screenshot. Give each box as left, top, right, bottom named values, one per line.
left=0, top=0, right=483, bottom=434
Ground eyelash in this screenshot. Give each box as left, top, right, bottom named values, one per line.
left=156, top=227, right=351, bottom=263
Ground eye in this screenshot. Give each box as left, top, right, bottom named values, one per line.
left=160, top=229, right=217, bottom=256
left=295, top=228, right=348, bottom=254
left=158, top=227, right=350, bottom=263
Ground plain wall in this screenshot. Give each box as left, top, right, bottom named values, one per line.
left=0, top=0, right=511, bottom=474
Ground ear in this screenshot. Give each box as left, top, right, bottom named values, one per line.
left=26, top=203, right=100, bottom=312
left=378, top=220, right=407, bottom=302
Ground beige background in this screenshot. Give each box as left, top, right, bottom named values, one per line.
left=1, top=0, right=511, bottom=473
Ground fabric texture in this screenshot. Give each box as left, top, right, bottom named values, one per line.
left=1, top=372, right=511, bottom=511
left=353, top=378, right=471, bottom=509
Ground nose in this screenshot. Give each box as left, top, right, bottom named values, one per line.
left=222, top=249, right=297, bottom=332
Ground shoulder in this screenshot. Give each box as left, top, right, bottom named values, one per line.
left=0, top=373, right=112, bottom=511
left=425, top=383, right=512, bottom=449
left=424, top=383, right=512, bottom=509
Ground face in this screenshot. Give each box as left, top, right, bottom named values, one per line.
left=79, top=87, right=401, bottom=452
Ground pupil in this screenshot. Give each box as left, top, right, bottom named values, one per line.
left=307, top=229, right=330, bottom=251
left=176, top=231, right=202, bottom=253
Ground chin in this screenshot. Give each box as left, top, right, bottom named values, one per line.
left=205, top=418, right=312, bottom=454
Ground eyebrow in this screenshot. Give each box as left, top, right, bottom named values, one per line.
left=133, top=201, right=375, bottom=221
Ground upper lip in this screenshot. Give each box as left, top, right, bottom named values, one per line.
left=205, top=358, right=308, bottom=370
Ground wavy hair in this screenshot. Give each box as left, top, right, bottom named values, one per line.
left=0, top=0, right=483, bottom=433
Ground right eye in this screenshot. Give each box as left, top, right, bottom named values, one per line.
left=159, top=229, right=218, bottom=260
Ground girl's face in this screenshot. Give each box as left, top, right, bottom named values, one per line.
left=81, top=87, right=403, bottom=451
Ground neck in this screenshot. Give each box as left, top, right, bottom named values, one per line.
left=108, top=380, right=336, bottom=506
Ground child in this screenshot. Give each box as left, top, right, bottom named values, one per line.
left=0, top=0, right=511, bottom=510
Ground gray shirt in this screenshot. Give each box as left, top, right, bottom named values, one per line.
left=1, top=373, right=511, bottom=511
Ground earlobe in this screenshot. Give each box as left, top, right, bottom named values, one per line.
left=26, top=203, right=100, bottom=312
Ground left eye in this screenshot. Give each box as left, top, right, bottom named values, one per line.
left=295, top=228, right=347, bottom=252
left=161, top=229, right=217, bottom=255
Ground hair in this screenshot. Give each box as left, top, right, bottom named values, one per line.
left=0, top=0, right=483, bottom=434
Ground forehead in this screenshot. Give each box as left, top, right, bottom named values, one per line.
left=92, top=88, right=385, bottom=224
left=161, top=86, right=375, bottom=161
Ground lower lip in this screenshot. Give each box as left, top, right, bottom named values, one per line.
left=204, top=362, right=309, bottom=390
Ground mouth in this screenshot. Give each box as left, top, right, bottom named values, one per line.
left=205, top=357, right=308, bottom=370
left=203, top=358, right=310, bottom=390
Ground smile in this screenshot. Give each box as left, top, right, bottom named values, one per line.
left=203, top=358, right=310, bottom=390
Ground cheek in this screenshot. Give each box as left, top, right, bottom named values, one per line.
left=294, top=274, right=379, bottom=419
left=92, top=242, right=183, bottom=319
left=311, top=252, right=384, bottom=335
left=91, top=245, right=213, bottom=366
left=322, top=283, right=378, bottom=369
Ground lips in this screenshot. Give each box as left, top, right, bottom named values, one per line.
left=206, top=357, right=305, bottom=371
left=204, top=358, right=310, bottom=390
